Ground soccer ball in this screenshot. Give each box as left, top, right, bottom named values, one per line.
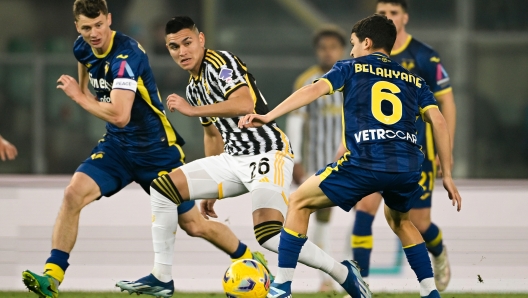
left=222, top=259, right=271, bottom=298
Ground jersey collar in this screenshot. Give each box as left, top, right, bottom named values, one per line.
left=372, top=52, right=389, bottom=58
left=391, top=34, right=412, bottom=56
left=92, top=31, right=116, bottom=59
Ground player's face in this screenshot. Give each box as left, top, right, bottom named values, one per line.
left=316, top=36, right=345, bottom=71
left=350, top=33, right=369, bottom=58
left=75, top=13, right=112, bottom=50
left=376, top=3, right=408, bottom=33
left=166, top=28, right=205, bottom=74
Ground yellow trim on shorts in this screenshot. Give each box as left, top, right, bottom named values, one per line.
left=281, top=191, right=289, bottom=206
left=218, top=182, right=224, bottom=200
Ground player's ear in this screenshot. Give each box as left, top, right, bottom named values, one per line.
left=403, top=12, right=409, bottom=26
left=74, top=21, right=80, bottom=34
left=107, top=13, right=112, bottom=27
left=363, top=37, right=372, bottom=51
left=199, top=32, right=205, bottom=47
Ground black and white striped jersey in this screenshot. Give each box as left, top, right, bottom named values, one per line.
left=185, top=49, right=293, bottom=156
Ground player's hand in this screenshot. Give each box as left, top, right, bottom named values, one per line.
left=200, top=199, right=219, bottom=219
left=442, top=176, right=461, bottom=212
left=0, top=136, right=18, bottom=161
left=238, top=114, right=270, bottom=129
left=57, top=75, right=83, bottom=101
left=167, top=93, right=194, bottom=116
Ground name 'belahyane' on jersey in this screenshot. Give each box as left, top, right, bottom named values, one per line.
left=74, top=31, right=185, bottom=150
left=318, top=52, right=437, bottom=173
left=186, top=49, right=293, bottom=156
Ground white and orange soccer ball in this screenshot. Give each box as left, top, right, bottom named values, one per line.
left=222, top=259, right=271, bottom=298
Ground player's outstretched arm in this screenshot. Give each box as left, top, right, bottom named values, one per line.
left=0, top=135, right=18, bottom=161
left=423, top=107, right=462, bottom=211
left=57, top=75, right=134, bottom=128
left=166, top=86, right=254, bottom=118
left=238, top=80, right=330, bottom=128
left=77, top=62, right=95, bottom=99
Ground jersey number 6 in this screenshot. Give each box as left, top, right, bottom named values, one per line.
left=371, top=81, right=403, bottom=125
left=250, top=157, right=270, bottom=179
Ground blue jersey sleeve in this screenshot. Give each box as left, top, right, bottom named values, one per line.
left=418, top=82, right=439, bottom=116
left=317, top=61, right=351, bottom=94
left=417, top=49, right=451, bottom=96
left=110, top=47, right=143, bottom=93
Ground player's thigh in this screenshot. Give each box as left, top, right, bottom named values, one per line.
left=75, top=141, right=134, bottom=199
left=238, top=151, right=293, bottom=221
left=178, top=154, right=247, bottom=200
left=355, top=192, right=383, bottom=216
left=289, top=174, right=336, bottom=212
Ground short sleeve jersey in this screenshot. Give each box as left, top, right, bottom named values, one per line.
left=185, top=49, right=293, bottom=156
left=319, top=52, right=438, bottom=172
left=391, top=36, right=452, bottom=160
left=73, top=31, right=185, bottom=149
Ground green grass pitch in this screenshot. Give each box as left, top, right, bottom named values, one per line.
left=2, top=292, right=527, bottom=298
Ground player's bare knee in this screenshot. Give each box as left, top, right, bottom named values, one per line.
left=181, top=220, right=207, bottom=238
left=62, top=185, right=89, bottom=212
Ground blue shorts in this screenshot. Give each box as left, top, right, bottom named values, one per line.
left=76, top=139, right=195, bottom=215
left=316, top=158, right=423, bottom=214
left=413, top=158, right=436, bottom=209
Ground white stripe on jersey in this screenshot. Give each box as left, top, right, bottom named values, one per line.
left=185, top=49, right=293, bottom=156
left=287, top=66, right=343, bottom=173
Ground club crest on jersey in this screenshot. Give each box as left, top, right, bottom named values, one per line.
left=219, top=67, right=233, bottom=82
left=401, top=59, right=415, bottom=71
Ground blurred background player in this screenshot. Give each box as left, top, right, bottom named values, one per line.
left=21, top=2, right=260, bottom=298
left=0, top=135, right=18, bottom=161
left=285, top=25, right=346, bottom=292
left=348, top=0, right=457, bottom=291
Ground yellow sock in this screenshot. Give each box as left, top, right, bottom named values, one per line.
left=44, top=263, right=65, bottom=283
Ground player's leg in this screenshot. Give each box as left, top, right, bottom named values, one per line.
left=382, top=172, right=440, bottom=298
left=313, top=208, right=335, bottom=291
left=410, top=207, right=450, bottom=291
left=268, top=174, right=370, bottom=298
left=24, top=141, right=132, bottom=298
left=352, top=192, right=382, bottom=279
left=412, top=163, right=450, bottom=291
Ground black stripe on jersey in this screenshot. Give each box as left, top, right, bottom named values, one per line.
left=209, top=50, right=227, bottom=66
left=205, top=56, right=220, bottom=69
left=206, top=51, right=224, bottom=68
left=224, top=82, right=248, bottom=99
left=247, top=73, right=269, bottom=115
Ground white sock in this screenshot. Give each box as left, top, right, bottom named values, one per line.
left=419, top=277, right=436, bottom=296
left=312, top=220, right=332, bottom=283
left=274, top=268, right=295, bottom=284
left=261, top=234, right=348, bottom=284
left=150, top=186, right=178, bottom=283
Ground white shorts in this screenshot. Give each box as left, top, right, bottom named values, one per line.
left=179, top=150, right=293, bottom=218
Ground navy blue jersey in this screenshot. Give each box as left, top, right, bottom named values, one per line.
left=319, top=52, right=438, bottom=172
left=391, top=36, right=451, bottom=161
left=73, top=31, right=184, bottom=149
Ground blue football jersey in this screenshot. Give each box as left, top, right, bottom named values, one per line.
left=391, top=36, right=451, bottom=161
left=319, top=52, right=438, bottom=172
left=73, top=31, right=184, bottom=149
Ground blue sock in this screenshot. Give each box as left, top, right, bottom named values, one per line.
left=229, top=241, right=250, bottom=260
left=421, top=223, right=443, bottom=257
left=44, top=249, right=70, bottom=283
left=352, top=211, right=374, bottom=277
left=403, top=242, right=434, bottom=282
left=275, top=228, right=307, bottom=284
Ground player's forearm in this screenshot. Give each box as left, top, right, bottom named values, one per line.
left=75, top=95, right=128, bottom=127
left=189, top=97, right=253, bottom=118
left=428, top=111, right=453, bottom=177
left=267, top=83, right=327, bottom=122
left=436, top=92, right=456, bottom=149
